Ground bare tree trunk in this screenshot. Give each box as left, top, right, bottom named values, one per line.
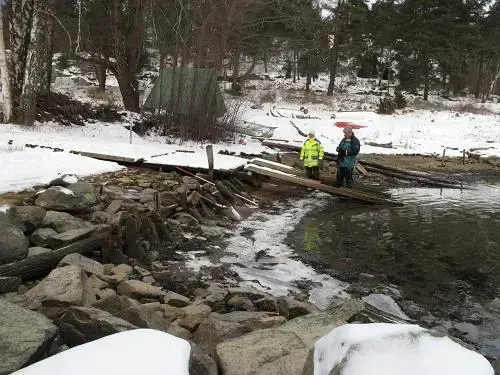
left=231, top=49, right=241, bottom=93
left=111, top=0, right=145, bottom=113
left=474, top=55, right=484, bottom=99
left=95, top=64, right=106, bottom=92
left=327, top=46, right=339, bottom=96
left=9, top=0, right=34, bottom=122
left=0, top=4, right=13, bottom=122
left=19, top=0, right=55, bottom=125
left=305, top=54, right=311, bottom=91
left=293, top=51, right=297, bottom=83
left=263, top=53, right=268, bottom=74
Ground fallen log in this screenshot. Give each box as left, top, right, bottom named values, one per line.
left=363, top=166, right=464, bottom=189
left=359, top=160, right=462, bottom=186
left=0, top=232, right=107, bottom=280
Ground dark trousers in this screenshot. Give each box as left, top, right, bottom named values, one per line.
left=337, top=167, right=353, bottom=187
left=305, top=166, right=320, bottom=180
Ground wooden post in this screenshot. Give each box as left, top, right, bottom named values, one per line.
left=462, top=149, right=466, bottom=165
left=441, top=149, right=446, bottom=167
left=206, top=144, right=214, bottom=179
left=153, top=191, right=160, bottom=212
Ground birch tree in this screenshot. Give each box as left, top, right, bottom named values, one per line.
left=0, top=1, right=12, bottom=122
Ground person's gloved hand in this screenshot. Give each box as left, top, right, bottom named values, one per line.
left=337, top=149, right=346, bottom=159
left=336, top=147, right=341, bottom=152
left=319, top=159, right=324, bottom=170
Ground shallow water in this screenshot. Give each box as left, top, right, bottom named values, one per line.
left=287, top=178, right=500, bottom=357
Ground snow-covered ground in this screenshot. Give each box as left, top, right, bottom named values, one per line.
left=11, top=329, right=191, bottom=375
left=313, top=323, right=494, bottom=375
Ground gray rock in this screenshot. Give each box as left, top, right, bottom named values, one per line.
left=255, top=297, right=278, bottom=313
left=30, top=227, right=58, bottom=247
left=28, top=246, right=52, bottom=257
left=95, top=288, right=116, bottom=300
left=164, top=291, right=191, bottom=308
left=42, top=211, right=93, bottom=233
left=159, top=191, right=180, bottom=206
left=163, top=304, right=187, bottom=321
left=58, top=253, right=104, bottom=275
left=172, top=212, right=199, bottom=226
left=0, top=300, right=58, bottom=375
left=90, top=211, right=111, bottom=224
left=228, top=287, right=270, bottom=301
left=59, top=306, right=137, bottom=347
left=105, top=200, right=123, bottom=214
left=9, top=206, right=47, bottom=234
left=35, top=186, right=90, bottom=212
left=193, top=314, right=250, bottom=357
left=67, top=182, right=98, bottom=206
left=216, top=329, right=307, bottom=375
left=0, top=223, right=29, bottom=264
left=91, top=274, right=109, bottom=290
left=214, top=311, right=286, bottom=330
left=227, top=295, right=255, bottom=311
left=0, top=276, right=22, bottom=294
left=117, top=280, right=165, bottom=300
left=48, top=174, right=78, bottom=187
left=116, top=306, right=169, bottom=331
left=178, top=303, right=212, bottom=332
left=362, top=293, right=409, bottom=320
left=24, top=265, right=95, bottom=318
left=205, top=284, right=229, bottom=311
left=112, top=264, right=133, bottom=277
left=92, top=294, right=138, bottom=315
left=277, top=297, right=318, bottom=319
left=182, top=176, right=200, bottom=190
left=141, top=302, right=163, bottom=312
left=51, top=227, right=94, bottom=248
left=189, top=341, right=218, bottom=375
left=167, top=321, right=192, bottom=340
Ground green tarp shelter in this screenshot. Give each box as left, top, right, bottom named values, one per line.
left=143, top=68, right=226, bottom=118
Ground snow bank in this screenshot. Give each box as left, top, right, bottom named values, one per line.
left=11, top=329, right=191, bottom=375
left=0, top=147, right=124, bottom=194
left=245, top=110, right=500, bottom=158
left=313, top=323, right=494, bottom=375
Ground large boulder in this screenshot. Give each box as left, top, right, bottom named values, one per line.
left=93, top=295, right=168, bottom=332
left=59, top=306, right=137, bottom=347
left=178, top=303, right=212, bottom=332
left=117, top=280, right=165, bottom=301
left=0, top=300, right=58, bottom=375
left=24, top=265, right=95, bottom=318
left=35, top=186, right=91, bottom=212
left=277, top=297, right=318, bottom=319
left=30, top=228, right=58, bottom=247
left=216, top=329, right=308, bottom=375
left=67, top=182, right=98, bottom=206
left=42, top=211, right=93, bottom=233
left=215, top=298, right=364, bottom=375
left=306, top=323, right=494, bottom=375
left=0, top=222, right=29, bottom=264
left=164, top=291, right=191, bottom=308
left=51, top=227, right=95, bottom=248
left=189, top=341, right=218, bottom=375
left=3, top=206, right=47, bottom=234
left=58, top=253, right=104, bottom=275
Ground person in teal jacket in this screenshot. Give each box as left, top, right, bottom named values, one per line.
left=336, top=126, right=360, bottom=187
left=300, top=130, right=324, bottom=180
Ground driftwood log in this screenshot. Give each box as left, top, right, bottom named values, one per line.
left=362, top=166, right=464, bottom=189
left=0, top=233, right=107, bottom=280
left=358, top=160, right=461, bottom=186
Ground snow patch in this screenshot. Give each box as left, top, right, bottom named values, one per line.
left=11, top=329, right=191, bottom=375
left=0, top=204, right=12, bottom=214
left=313, top=323, right=494, bottom=375
left=62, top=174, right=78, bottom=184
left=222, top=193, right=348, bottom=309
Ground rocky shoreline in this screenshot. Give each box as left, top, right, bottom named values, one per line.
left=1, top=159, right=499, bottom=374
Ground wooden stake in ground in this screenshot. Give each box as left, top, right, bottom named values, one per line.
left=206, top=144, right=214, bottom=179
left=463, top=149, right=466, bottom=166
left=442, top=149, right=446, bottom=167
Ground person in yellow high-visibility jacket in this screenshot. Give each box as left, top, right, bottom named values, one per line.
left=300, top=130, right=324, bottom=180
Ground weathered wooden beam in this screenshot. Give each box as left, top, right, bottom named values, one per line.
left=245, top=164, right=401, bottom=205
left=0, top=233, right=107, bottom=280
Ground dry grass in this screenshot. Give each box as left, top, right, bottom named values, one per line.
left=411, top=98, right=497, bottom=115
left=258, top=90, right=278, bottom=104
left=282, top=89, right=332, bottom=106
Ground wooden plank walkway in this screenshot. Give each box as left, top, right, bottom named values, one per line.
left=249, top=158, right=389, bottom=198
left=244, top=163, right=402, bottom=206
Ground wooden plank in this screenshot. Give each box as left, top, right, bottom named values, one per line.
left=70, top=151, right=139, bottom=164
left=244, top=164, right=401, bottom=205
left=249, top=158, right=391, bottom=198
left=206, top=144, right=214, bottom=179
left=355, top=162, right=369, bottom=176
